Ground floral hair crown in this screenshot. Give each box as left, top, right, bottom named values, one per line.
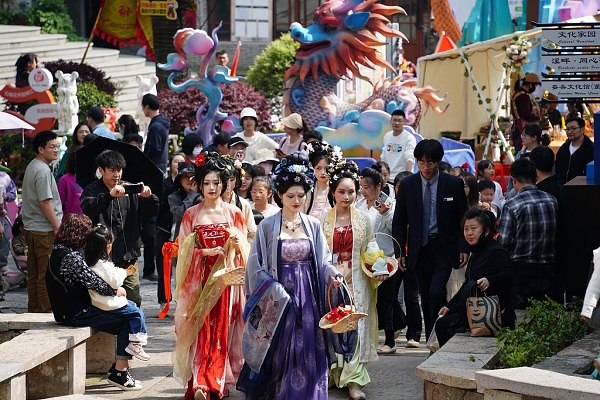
left=272, top=154, right=315, bottom=193
left=327, top=159, right=360, bottom=184
left=306, top=141, right=343, bottom=164
left=194, top=151, right=233, bottom=177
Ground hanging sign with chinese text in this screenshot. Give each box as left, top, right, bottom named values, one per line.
left=542, top=53, right=600, bottom=73
left=541, top=80, right=600, bottom=98
left=542, top=29, right=600, bottom=47
left=139, top=0, right=178, bottom=19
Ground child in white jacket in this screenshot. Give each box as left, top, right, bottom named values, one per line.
left=581, top=246, right=600, bottom=379
left=85, top=224, right=149, bottom=361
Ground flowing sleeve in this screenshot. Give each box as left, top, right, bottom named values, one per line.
left=312, top=218, right=339, bottom=283
left=244, top=220, right=273, bottom=294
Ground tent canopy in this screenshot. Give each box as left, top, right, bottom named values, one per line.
left=416, top=28, right=542, bottom=141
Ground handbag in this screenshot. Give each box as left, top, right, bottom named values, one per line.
left=464, top=263, right=502, bottom=337
left=466, top=288, right=502, bottom=337
left=426, top=317, right=441, bottom=352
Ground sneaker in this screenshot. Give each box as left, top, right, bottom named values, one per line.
left=107, top=369, right=142, bottom=391
left=107, top=362, right=116, bottom=375
left=407, top=339, right=421, bottom=348
left=125, top=342, right=150, bottom=361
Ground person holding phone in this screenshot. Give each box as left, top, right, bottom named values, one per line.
left=80, top=150, right=159, bottom=306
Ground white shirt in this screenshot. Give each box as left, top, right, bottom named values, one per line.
left=234, top=131, right=279, bottom=162
left=380, top=129, right=416, bottom=181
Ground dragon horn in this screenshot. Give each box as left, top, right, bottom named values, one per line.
left=331, top=0, right=363, bottom=15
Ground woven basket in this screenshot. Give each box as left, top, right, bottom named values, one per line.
left=213, top=266, right=245, bottom=286
left=361, top=232, right=399, bottom=279
left=319, top=281, right=367, bottom=333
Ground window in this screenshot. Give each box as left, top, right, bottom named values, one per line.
left=206, top=0, right=231, bottom=40
left=233, top=0, right=270, bottom=41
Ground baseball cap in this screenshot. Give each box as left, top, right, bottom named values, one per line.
left=523, top=73, right=541, bottom=85
left=281, top=113, right=303, bottom=130
left=228, top=137, right=249, bottom=149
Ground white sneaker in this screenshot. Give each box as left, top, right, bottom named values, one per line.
left=407, top=339, right=421, bottom=348
left=125, top=342, right=150, bottom=361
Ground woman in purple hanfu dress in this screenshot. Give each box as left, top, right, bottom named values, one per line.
left=237, top=154, right=342, bottom=399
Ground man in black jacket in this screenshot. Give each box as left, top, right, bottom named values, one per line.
left=392, top=139, right=469, bottom=340
left=555, top=116, right=594, bottom=184
left=142, top=93, right=170, bottom=173
left=80, top=150, right=159, bottom=306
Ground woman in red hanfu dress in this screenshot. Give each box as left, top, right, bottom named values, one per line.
left=173, top=152, right=250, bottom=400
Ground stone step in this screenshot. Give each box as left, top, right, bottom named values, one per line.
left=0, top=25, right=41, bottom=39
left=0, top=33, right=67, bottom=50
left=0, top=25, right=157, bottom=117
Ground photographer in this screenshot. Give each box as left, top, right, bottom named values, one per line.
left=80, top=150, right=159, bottom=306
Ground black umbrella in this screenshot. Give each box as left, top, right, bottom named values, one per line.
left=75, top=136, right=164, bottom=196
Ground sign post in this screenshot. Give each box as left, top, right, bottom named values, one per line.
left=539, top=22, right=600, bottom=183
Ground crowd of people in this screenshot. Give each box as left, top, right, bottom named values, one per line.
left=9, top=54, right=599, bottom=398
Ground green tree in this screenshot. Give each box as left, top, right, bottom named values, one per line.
left=246, top=33, right=299, bottom=115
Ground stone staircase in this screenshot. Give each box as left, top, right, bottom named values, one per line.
left=0, top=25, right=157, bottom=116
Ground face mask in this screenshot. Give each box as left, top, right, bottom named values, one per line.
left=192, top=148, right=203, bottom=157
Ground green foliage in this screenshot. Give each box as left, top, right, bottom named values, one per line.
left=75, top=82, right=117, bottom=122
left=496, top=298, right=590, bottom=368
left=0, top=134, right=36, bottom=174
left=30, top=0, right=83, bottom=40
left=245, top=33, right=300, bottom=114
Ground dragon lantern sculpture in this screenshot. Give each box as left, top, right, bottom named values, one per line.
left=284, top=0, right=447, bottom=149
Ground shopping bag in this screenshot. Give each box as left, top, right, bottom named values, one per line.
left=466, top=293, right=501, bottom=337
left=426, top=317, right=441, bottom=352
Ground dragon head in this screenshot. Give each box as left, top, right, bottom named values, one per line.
left=286, top=0, right=406, bottom=82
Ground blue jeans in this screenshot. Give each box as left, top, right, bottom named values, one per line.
left=65, top=301, right=147, bottom=360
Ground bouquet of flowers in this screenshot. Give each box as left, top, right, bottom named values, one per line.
left=504, top=37, right=532, bottom=68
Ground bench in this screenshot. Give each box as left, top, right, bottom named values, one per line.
left=0, top=314, right=115, bottom=400
left=416, top=333, right=499, bottom=400
left=475, top=330, right=600, bottom=400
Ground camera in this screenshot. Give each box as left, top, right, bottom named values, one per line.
left=124, top=183, right=143, bottom=195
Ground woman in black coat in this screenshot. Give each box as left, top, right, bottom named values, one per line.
left=435, top=208, right=515, bottom=347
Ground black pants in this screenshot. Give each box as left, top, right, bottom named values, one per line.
left=377, top=272, right=405, bottom=333
left=434, top=312, right=467, bottom=348
left=154, top=228, right=172, bottom=303
left=400, top=268, right=423, bottom=342
left=511, top=261, right=563, bottom=309
left=141, top=215, right=157, bottom=276
left=414, top=237, right=452, bottom=340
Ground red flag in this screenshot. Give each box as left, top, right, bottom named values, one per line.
left=230, top=41, right=242, bottom=76
left=435, top=31, right=458, bottom=53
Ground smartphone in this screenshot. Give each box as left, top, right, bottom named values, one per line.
left=124, top=183, right=143, bottom=195
left=374, top=191, right=388, bottom=208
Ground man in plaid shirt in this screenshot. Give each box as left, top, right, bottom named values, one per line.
left=498, top=158, right=562, bottom=309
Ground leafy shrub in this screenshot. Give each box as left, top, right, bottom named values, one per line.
left=44, top=60, right=119, bottom=96
left=158, top=82, right=272, bottom=136
left=246, top=33, right=299, bottom=114
left=75, top=82, right=117, bottom=122
left=29, top=0, right=83, bottom=41
left=496, top=297, right=590, bottom=368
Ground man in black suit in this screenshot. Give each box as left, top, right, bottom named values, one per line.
left=392, top=139, right=469, bottom=339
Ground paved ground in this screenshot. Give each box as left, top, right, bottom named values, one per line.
left=0, top=256, right=427, bottom=399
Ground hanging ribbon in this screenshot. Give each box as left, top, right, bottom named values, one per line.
left=158, top=238, right=178, bottom=319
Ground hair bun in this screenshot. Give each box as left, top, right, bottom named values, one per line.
left=327, top=159, right=359, bottom=184
left=371, top=162, right=383, bottom=173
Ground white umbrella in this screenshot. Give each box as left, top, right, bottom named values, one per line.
left=0, top=111, right=34, bottom=131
